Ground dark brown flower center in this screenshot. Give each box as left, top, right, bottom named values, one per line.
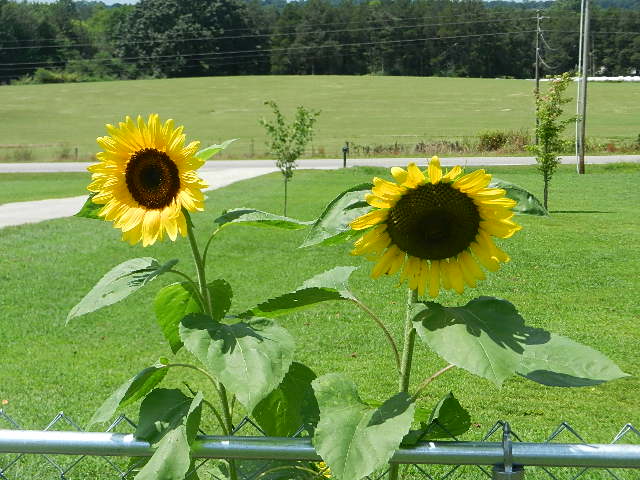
left=386, top=183, right=480, bottom=260
left=125, top=148, right=180, bottom=209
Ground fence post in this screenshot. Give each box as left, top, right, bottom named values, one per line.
left=342, top=141, right=349, bottom=168
left=492, top=422, right=525, bottom=479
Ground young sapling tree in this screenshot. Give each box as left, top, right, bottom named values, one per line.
left=260, top=100, right=319, bottom=216
left=527, top=72, right=575, bottom=210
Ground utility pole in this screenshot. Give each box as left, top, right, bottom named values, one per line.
left=534, top=10, right=541, bottom=144
left=576, top=0, right=590, bottom=174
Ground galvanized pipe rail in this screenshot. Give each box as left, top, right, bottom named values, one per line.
left=1, top=430, right=640, bottom=469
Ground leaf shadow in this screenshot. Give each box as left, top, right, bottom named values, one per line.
left=414, top=298, right=551, bottom=354
left=549, top=210, right=613, bottom=214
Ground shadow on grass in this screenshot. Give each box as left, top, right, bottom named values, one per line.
left=549, top=210, right=613, bottom=214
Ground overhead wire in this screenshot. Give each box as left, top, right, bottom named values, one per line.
left=0, top=29, right=537, bottom=72
left=0, top=15, right=537, bottom=51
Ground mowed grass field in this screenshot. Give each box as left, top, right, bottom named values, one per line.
left=1, top=163, right=638, bottom=468
left=1, top=75, right=639, bottom=161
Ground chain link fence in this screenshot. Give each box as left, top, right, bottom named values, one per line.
left=1, top=409, right=639, bottom=480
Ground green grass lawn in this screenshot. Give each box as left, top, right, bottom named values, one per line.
left=0, top=172, right=90, bottom=205
left=1, top=76, right=639, bottom=161
left=1, top=165, right=639, bottom=478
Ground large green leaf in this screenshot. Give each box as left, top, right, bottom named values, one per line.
left=134, top=389, right=203, bottom=480
left=208, top=279, right=233, bottom=322
left=253, top=362, right=320, bottom=437
left=402, top=393, right=470, bottom=445
left=312, top=374, right=415, bottom=480
left=215, top=208, right=311, bottom=230
left=300, top=183, right=372, bottom=248
left=155, top=283, right=202, bottom=354
left=517, top=333, right=629, bottom=387
left=154, top=279, right=232, bottom=354
left=195, top=139, right=238, bottom=161
left=89, top=360, right=168, bottom=426
left=74, top=193, right=101, bottom=220
left=179, top=314, right=295, bottom=412
left=67, top=258, right=178, bottom=322
left=490, top=178, right=548, bottom=216
left=239, top=266, right=357, bottom=318
left=411, top=297, right=550, bottom=386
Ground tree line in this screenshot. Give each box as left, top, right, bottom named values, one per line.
left=1, top=0, right=639, bottom=84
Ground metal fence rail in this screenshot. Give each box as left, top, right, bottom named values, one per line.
left=1, top=410, right=639, bottom=480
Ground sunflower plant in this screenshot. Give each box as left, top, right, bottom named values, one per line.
left=70, top=116, right=627, bottom=480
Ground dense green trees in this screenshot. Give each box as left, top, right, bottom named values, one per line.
left=1, top=0, right=640, bottom=83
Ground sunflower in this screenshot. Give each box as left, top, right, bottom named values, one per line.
left=350, top=157, right=521, bottom=297
left=87, top=114, right=207, bottom=247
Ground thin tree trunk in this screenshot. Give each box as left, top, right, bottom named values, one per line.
left=284, top=175, right=288, bottom=216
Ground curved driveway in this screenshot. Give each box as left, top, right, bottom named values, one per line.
left=1, top=155, right=638, bottom=229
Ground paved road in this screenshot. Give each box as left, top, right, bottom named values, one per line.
left=1, top=154, right=639, bottom=173
left=1, top=155, right=638, bottom=229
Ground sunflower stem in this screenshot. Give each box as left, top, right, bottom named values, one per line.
left=351, top=298, right=401, bottom=373
left=168, top=269, right=206, bottom=307
left=185, top=213, right=238, bottom=480
left=201, top=227, right=221, bottom=266
left=399, top=288, right=418, bottom=393
left=389, top=288, right=419, bottom=480
left=410, top=364, right=456, bottom=402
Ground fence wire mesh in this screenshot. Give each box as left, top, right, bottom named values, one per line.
left=1, top=409, right=638, bottom=480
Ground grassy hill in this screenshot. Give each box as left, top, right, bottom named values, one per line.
left=1, top=75, right=638, bottom=160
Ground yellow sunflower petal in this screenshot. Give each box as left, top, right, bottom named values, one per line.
left=365, top=193, right=393, bottom=209
left=459, top=250, right=486, bottom=280
left=142, top=210, right=161, bottom=247
left=405, top=256, right=422, bottom=290
left=405, top=162, right=426, bottom=188
left=440, top=260, right=452, bottom=290
left=480, top=218, right=521, bottom=239
left=471, top=240, right=500, bottom=272
left=390, top=167, right=407, bottom=183
left=442, top=165, right=462, bottom=182
left=447, top=258, right=465, bottom=294
left=428, top=260, right=441, bottom=298
left=372, top=245, right=403, bottom=279
left=453, top=169, right=491, bottom=192
left=417, top=260, right=430, bottom=296
left=457, top=254, right=478, bottom=288
left=350, top=209, right=389, bottom=230
left=428, top=156, right=443, bottom=184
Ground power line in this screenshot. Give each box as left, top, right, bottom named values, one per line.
left=0, top=16, right=537, bottom=52
left=0, top=9, right=537, bottom=46
left=0, top=29, right=537, bottom=73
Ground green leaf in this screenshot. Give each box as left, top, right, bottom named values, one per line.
left=74, top=193, right=102, bottom=220
left=312, top=373, right=415, bottom=480
left=300, top=183, right=372, bottom=248
left=214, top=208, right=311, bottom=230
left=239, top=266, right=357, bottom=318
left=67, top=258, right=178, bottom=322
left=253, top=362, right=320, bottom=436
left=517, top=333, right=629, bottom=387
left=208, top=279, right=233, bottom=322
left=135, top=389, right=203, bottom=445
left=154, top=279, right=232, bottom=354
left=89, top=360, right=168, bottom=426
left=403, top=393, right=471, bottom=445
left=134, top=389, right=203, bottom=480
left=134, top=428, right=191, bottom=480
left=155, top=283, right=201, bottom=354
left=411, top=297, right=550, bottom=386
left=490, top=178, right=548, bottom=216
left=179, top=314, right=295, bottom=412
left=195, top=138, right=237, bottom=161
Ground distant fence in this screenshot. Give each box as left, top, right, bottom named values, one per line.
left=1, top=410, right=639, bottom=479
